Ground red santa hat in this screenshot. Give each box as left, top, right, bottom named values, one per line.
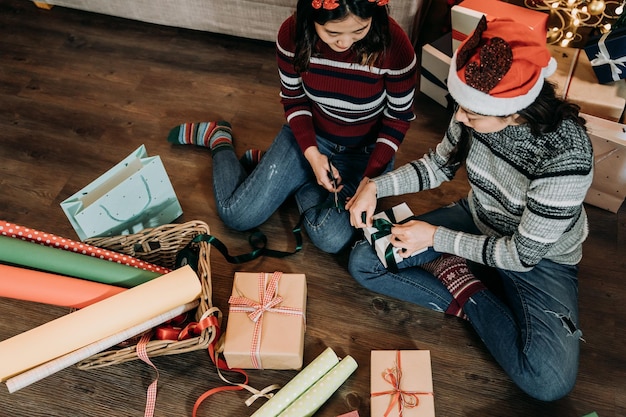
left=447, top=16, right=557, bottom=116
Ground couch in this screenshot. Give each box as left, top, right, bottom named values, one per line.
left=30, top=0, right=431, bottom=45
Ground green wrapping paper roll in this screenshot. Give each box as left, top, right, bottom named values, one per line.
left=251, top=347, right=340, bottom=417
left=0, top=235, right=160, bottom=287
left=277, top=355, right=358, bottom=417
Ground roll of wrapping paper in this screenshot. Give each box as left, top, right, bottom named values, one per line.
left=251, top=347, right=341, bottom=417
left=277, top=355, right=358, bottom=417
left=0, top=264, right=126, bottom=308
left=0, top=220, right=171, bottom=275
left=5, top=300, right=199, bottom=393
left=0, top=265, right=201, bottom=381
left=0, top=235, right=160, bottom=287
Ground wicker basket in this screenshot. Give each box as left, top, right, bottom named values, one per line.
left=75, top=220, right=221, bottom=369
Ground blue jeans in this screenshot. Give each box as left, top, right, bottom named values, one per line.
left=348, top=199, right=582, bottom=401
left=212, top=124, right=387, bottom=253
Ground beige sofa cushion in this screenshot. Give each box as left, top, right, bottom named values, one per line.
left=33, top=0, right=424, bottom=43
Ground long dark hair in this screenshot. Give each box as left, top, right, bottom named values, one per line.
left=446, top=81, right=587, bottom=167
left=293, top=0, right=390, bottom=73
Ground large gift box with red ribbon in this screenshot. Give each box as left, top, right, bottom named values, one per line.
left=371, top=350, right=435, bottom=417
left=582, top=113, right=626, bottom=213
left=583, top=26, right=626, bottom=85
left=363, top=203, right=426, bottom=270
left=450, top=0, right=548, bottom=51
left=223, top=271, right=307, bottom=370
left=548, top=44, right=626, bottom=123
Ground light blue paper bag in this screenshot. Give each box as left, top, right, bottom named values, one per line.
left=61, top=145, right=183, bottom=241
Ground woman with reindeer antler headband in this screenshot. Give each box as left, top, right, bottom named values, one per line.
left=167, top=0, right=417, bottom=254
left=348, top=16, right=594, bottom=401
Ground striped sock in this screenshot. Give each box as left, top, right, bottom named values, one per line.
left=422, top=255, right=486, bottom=318
left=239, top=149, right=264, bottom=174
left=167, top=121, right=233, bottom=152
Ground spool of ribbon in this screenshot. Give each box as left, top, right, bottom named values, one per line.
left=227, top=271, right=305, bottom=369
left=371, top=350, right=433, bottom=417
left=590, top=32, right=626, bottom=82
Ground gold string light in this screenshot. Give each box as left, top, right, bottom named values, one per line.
left=524, top=0, right=625, bottom=45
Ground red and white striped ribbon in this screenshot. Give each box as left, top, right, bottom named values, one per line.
left=228, top=271, right=304, bottom=369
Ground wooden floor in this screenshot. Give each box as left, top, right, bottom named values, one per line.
left=1, top=1, right=624, bottom=416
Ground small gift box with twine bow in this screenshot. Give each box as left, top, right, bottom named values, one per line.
left=223, top=272, right=307, bottom=370
left=371, top=350, right=435, bottom=417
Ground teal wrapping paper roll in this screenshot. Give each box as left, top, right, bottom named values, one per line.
left=0, top=235, right=160, bottom=287
left=251, top=347, right=340, bottom=417
left=277, top=355, right=358, bottom=417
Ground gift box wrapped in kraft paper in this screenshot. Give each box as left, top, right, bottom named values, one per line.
left=0, top=265, right=201, bottom=382
left=223, top=271, right=306, bottom=370
left=420, top=32, right=453, bottom=111
left=371, top=350, right=435, bottom=417
left=583, top=26, right=626, bottom=85
left=548, top=44, right=626, bottom=123
left=363, top=203, right=426, bottom=270
left=582, top=113, right=626, bottom=213
left=251, top=347, right=357, bottom=417
left=451, top=0, right=548, bottom=51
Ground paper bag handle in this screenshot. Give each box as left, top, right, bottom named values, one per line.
left=98, top=175, right=152, bottom=222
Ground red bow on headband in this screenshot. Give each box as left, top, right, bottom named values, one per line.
left=312, top=0, right=339, bottom=9
left=312, top=0, right=388, bottom=9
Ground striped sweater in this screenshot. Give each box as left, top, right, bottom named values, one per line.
left=373, top=117, right=594, bottom=271
left=276, top=16, right=417, bottom=178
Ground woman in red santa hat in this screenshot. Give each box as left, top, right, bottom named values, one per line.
left=347, top=16, right=593, bottom=401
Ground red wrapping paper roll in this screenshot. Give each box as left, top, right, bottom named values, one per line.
left=0, top=264, right=125, bottom=308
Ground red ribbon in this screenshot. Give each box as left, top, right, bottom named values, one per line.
left=228, top=271, right=304, bottom=369
left=371, top=351, right=433, bottom=417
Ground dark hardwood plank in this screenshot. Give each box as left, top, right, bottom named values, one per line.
left=0, top=0, right=624, bottom=416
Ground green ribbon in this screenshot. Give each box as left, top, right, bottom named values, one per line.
left=370, top=218, right=399, bottom=273
left=369, top=211, right=420, bottom=273
left=186, top=199, right=343, bottom=265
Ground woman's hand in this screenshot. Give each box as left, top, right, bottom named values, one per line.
left=389, top=220, right=437, bottom=257
left=346, top=177, right=377, bottom=228
left=304, top=146, right=342, bottom=193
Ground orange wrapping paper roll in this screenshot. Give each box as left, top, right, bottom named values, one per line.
left=0, top=265, right=201, bottom=382
left=0, top=264, right=126, bottom=308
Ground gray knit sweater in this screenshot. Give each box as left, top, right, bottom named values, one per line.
left=373, top=117, right=594, bottom=272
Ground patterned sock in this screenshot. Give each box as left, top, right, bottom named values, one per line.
left=167, top=121, right=233, bottom=153
left=239, top=149, right=264, bottom=174
left=422, top=255, right=486, bottom=318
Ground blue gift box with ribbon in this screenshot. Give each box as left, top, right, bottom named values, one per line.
left=583, top=26, right=626, bottom=84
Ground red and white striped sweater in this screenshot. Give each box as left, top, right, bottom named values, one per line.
left=276, top=16, right=417, bottom=178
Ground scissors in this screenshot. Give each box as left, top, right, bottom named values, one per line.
left=328, top=160, right=340, bottom=212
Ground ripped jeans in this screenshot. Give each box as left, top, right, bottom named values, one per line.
left=348, top=199, right=582, bottom=401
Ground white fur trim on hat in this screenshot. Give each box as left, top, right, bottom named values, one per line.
left=447, top=52, right=557, bottom=116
